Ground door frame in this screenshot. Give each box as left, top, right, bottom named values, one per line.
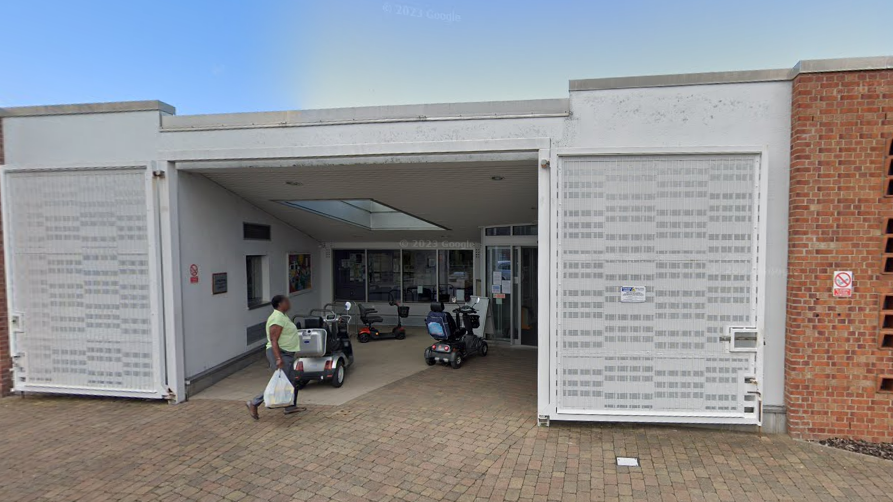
left=481, top=227, right=538, bottom=345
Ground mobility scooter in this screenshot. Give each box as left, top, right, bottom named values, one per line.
left=292, top=302, right=354, bottom=388
left=357, top=290, right=408, bottom=343
left=424, top=297, right=488, bottom=369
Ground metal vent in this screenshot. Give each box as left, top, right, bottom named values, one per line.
left=243, top=222, right=271, bottom=240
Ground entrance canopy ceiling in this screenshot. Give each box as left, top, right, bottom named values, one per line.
left=182, top=159, right=537, bottom=243
left=278, top=199, right=446, bottom=231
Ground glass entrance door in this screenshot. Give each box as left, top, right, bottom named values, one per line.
left=486, top=246, right=513, bottom=341
left=486, top=245, right=537, bottom=345
left=517, top=247, right=538, bottom=346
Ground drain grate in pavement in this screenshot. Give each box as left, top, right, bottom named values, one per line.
left=616, top=456, right=640, bottom=467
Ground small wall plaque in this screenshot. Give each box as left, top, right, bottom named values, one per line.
left=212, top=272, right=228, bottom=295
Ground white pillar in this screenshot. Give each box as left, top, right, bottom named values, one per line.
left=537, top=146, right=553, bottom=422
left=158, top=161, right=187, bottom=402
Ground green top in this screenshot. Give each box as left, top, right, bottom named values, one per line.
left=266, top=309, right=301, bottom=352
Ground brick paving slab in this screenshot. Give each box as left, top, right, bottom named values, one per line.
left=1, top=346, right=892, bottom=501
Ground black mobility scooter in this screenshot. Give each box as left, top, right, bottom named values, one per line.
left=357, top=290, right=408, bottom=343
left=424, top=298, right=488, bottom=369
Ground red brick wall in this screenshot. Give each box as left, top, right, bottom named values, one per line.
left=0, top=117, right=9, bottom=397
left=786, top=69, right=893, bottom=441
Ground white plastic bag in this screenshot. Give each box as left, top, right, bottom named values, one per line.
left=263, top=369, right=295, bottom=408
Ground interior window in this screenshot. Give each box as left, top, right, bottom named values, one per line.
left=246, top=255, right=268, bottom=308
left=512, top=224, right=537, bottom=236
left=367, top=250, right=400, bottom=302
left=402, top=250, right=436, bottom=303
left=438, top=250, right=474, bottom=302
left=485, top=226, right=510, bottom=236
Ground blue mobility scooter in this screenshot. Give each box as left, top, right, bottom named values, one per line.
left=424, top=298, right=488, bottom=369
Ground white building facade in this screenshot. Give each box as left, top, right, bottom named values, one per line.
left=14, top=58, right=882, bottom=434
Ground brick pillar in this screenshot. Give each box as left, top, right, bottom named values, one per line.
left=786, top=69, right=893, bottom=441
left=0, top=117, right=9, bottom=397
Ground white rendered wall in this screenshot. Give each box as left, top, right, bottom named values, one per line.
left=3, top=111, right=162, bottom=166
left=160, top=117, right=564, bottom=154
left=562, top=81, right=792, bottom=407
left=177, top=172, right=322, bottom=377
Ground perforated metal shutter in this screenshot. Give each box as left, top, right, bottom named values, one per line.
left=5, top=168, right=162, bottom=395
left=556, top=155, right=760, bottom=420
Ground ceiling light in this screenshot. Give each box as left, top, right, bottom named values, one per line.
left=491, top=176, right=504, bottom=181
left=285, top=181, right=303, bottom=186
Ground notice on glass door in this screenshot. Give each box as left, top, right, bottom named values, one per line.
left=620, top=286, right=646, bottom=303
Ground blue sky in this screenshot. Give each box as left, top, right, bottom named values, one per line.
left=2, top=0, right=891, bottom=115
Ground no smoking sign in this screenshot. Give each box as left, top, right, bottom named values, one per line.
left=833, top=270, right=853, bottom=298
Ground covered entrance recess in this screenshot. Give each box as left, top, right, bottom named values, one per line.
left=483, top=226, right=538, bottom=346
left=163, top=137, right=552, bottom=402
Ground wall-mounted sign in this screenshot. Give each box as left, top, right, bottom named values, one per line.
left=620, top=286, right=646, bottom=303
left=212, top=273, right=228, bottom=295
left=833, top=270, right=853, bottom=298
left=189, top=264, right=199, bottom=284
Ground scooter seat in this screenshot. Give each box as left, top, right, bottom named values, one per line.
left=303, top=317, right=325, bottom=329
left=364, top=315, right=384, bottom=324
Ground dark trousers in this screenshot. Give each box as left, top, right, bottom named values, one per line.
left=250, top=348, right=298, bottom=407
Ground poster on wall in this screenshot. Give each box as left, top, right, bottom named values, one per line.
left=287, top=253, right=312, bottom=294
left=620, top=286, right=646, bottom=303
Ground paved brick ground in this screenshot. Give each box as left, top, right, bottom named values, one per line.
left=2, top=346, right=892, bottom=501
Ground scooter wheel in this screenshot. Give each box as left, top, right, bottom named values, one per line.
left=450, top=353, right=463, bottom=369
left=480, top=342, right=489, bottom=357
left=331, top=360, right=346, bottom=388
left=395, top=330, right=406, bottom=340
left=424, top=348, right=436, bottom=366
left=358, top=333, right=371, bottom=343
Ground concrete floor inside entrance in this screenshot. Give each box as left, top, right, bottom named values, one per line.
left=192, top=326, right=481, bottom=406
